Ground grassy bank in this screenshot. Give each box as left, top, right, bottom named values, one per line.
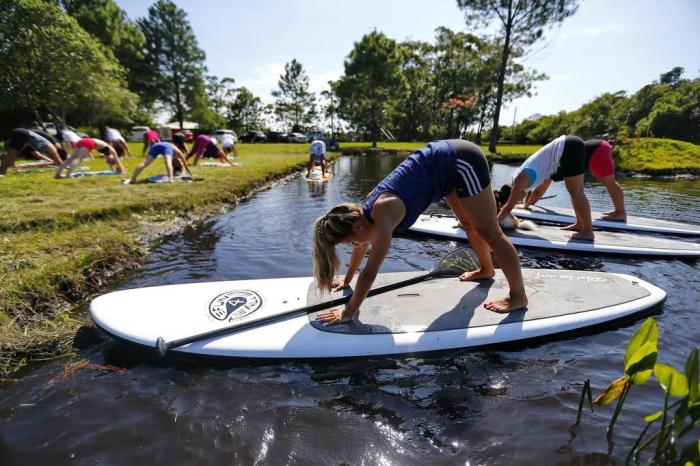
left=0, top=142, right=327, bottom=374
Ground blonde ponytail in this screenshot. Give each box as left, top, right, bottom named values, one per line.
left=312, top=203, right=363, bottom=291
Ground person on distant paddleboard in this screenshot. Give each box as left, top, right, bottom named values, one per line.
left=520, top=138, right=626, bottom=222
left=307, top=139, right=328, bottom=177
left=54, top=137, right=126, bottom=178
left=187, top=134, right=233, bottom=166
left=497, top=135, right=595, bottom=241
left=127, top=142, right=191, bottom=184
left=312, top=139, right=528, bottom=322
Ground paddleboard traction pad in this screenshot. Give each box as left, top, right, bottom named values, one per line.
left=307, top=270, right=651, bottom=335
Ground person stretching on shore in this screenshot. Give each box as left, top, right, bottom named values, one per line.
left=54, top=138, right=125, bottom=178
left=187, top=134, right=233, bottom=166
left=220, top=133, right=239, bottom=159
left=497, top=135, right=595, bottom=241
left=1, top=128, right=63, bottom=174
left=104, top=127, right=132, bottom=159
left=142, top=129, right=161, bottom=156
left=128, top=142, right=191, bottom=184
left=522, top=138, right=626, bottom=221
left=312, top=139, right=527, bottom=324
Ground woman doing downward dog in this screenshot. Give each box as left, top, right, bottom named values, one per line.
left=312, top=140, right=527, bottom=324
left=497, top=135, right=595, bottom=241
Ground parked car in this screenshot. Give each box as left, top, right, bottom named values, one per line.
left=287, top=132, right=308, bottom=143
left=306, top=130, right=325, bottom=141
left=210, top=129, right=237, bottom=143
left=128, top=126, right=150, bottom=142
left=266, top=131, right=289, bottom=142
left=41, top=122, right=57, bottom=136
left=239, top=130, right=267, bottom=143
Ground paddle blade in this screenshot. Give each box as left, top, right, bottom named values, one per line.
left=430, top=247, right=478, bottom=278
left=156, top=337, right=169, bottom=358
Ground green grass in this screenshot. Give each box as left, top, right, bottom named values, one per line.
left=0, top=141, right=328, bottom=374
left=615, top=138, right=700, bottom=174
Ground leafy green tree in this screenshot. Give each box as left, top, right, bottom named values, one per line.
left=225, top=87, right=265, bottom=134
left=58, top=0, right=149, bottom=101
left=137, top=0, right=207, bottom=128
left=336, top=31, right=406, bottom=147
left=271, top=59, right=316, bottom=132
left=320, top=81, right=341, bottom=137
left=0, top=0, right=137, bottom=127
left=456, top=0, right=578, bottom=152
left=394, top=39, right=438, bottom=140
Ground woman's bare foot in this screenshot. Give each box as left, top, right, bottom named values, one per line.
left=601, top=211, right=627, bottom=221
left=458, top=268, right=495, bottom=281
left=560, top=223, right=582, bottom=231
left=566, top=231, right=594, bottom=241
left=484, top=294, right=528, bottom=313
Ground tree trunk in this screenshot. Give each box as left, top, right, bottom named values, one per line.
left=489, top=1, right=513, bottom=154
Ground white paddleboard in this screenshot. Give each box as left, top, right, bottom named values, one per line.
left=305, top=168, right=333, bottom=182
left=514, top=205, right=700, bottom=236
left=90, top=269, right=665, bottom=360
left=410, top=214, right=700, bottom=258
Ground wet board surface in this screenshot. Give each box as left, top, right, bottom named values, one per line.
left=90, top=269, right=665, bottom=360
left=514, top=204, right=700, bottom=236
left=305, top=168, right=333, bottom=182
left=409, top=214, right=700, bottom=257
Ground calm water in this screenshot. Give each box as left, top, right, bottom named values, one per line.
left=1, top=154, right=699, bottom=465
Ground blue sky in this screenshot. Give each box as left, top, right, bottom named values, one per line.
left=118, top=0, right=700, bottom=124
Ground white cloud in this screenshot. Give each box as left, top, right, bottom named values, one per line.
left=239, top=63, right=342, bottom=103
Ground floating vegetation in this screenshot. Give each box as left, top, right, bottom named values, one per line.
left=575, top=318, right=699, bottom=463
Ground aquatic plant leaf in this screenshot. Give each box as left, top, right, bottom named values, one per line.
left=644, top=410, right=663, bottom=423
left=655, top=363, right=689, bottom=397
left=625, top=341, right=658, bottom=385
left=685, top=349, right=698, bottom=402
left=593, top=376, right=626, bottom=406
left=624, top=318, right=658, bottom=367
left=689, top=401, right=700, bottom=422
left=674, top=402, right=689, bottom=437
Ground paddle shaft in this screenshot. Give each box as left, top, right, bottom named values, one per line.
left=157, top=269, right=455, bottom=356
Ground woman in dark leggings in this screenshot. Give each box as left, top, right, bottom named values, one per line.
left=498, top=135, right=594, bottom=240
left=312, top=139, right=527, bottom=322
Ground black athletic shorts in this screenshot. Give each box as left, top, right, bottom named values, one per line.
left=449, top=139, right=491, bottom=198
left=7, top=128, right=31, bottom=150
left=551, top=135, right=585, bottom=181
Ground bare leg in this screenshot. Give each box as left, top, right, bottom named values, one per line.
left=129, top=156, right=155, bottom=184
left=561, top=174, right=595, bottom=240
left=445, top=187, right=528, bottom=313
left=0, top=148, right=20, bottom=174
left=44, top=145, right=62, bottom=165
left=597, top=175, right=626, bottom=220
left=55, top=148, right=87, bottom=178
left=164, top=156, right=174, bottom=181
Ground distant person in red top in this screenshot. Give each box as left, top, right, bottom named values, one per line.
left=54, top=138, right=125, bottom=178
left=1, top=128, right=63, bottom=174
left=142, top=129, right=161, bottom=156
left=523, top=138, right=626, bottom=221
left=187, top=134, right=233, bottom=166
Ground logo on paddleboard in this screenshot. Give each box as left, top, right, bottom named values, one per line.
left=209, top=290, right=263, bottom=322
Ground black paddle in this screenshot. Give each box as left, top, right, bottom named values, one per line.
left=155, top=247, right=477, bottom=358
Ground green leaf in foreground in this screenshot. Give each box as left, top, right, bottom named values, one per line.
left=685, top=349, right=698, bottom=402
left=625, top=340, right=658, bottom=385
left=644, top=410, right=664, bottom=423
left=625, top=318, right=658, bottom=366
left=654, top=363, right=689, bottom=397
left=594, top=376, right=626, bottom=406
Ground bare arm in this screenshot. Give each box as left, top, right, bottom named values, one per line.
left=524, top=178, right=552, bottom=208
left=173, top=147, right=192, bottom=177
left=498, top=172, right=531, bottom=224
left=333, top=243, right=369, bottom=289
